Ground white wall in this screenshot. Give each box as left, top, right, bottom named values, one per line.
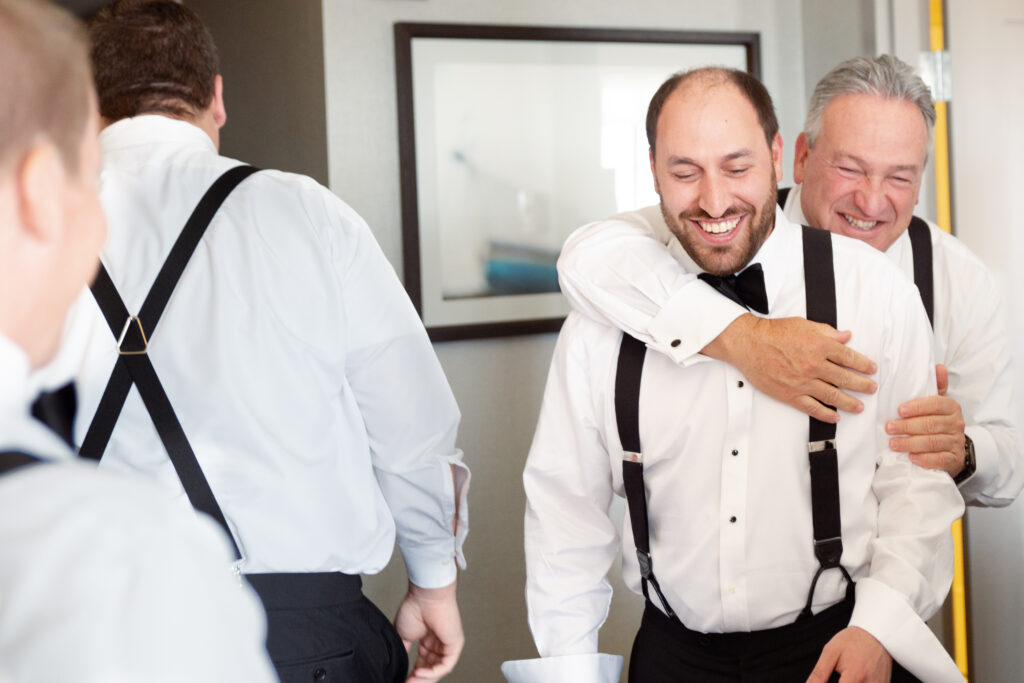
left=322, top=1, right=806, bottom=680
left=946, top=0, right=1024, bottom=680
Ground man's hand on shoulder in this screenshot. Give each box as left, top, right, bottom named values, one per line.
left=395, top=579, right=464, bottom=682
left=806, top=627, right=892, bottom=683
left=704, top=314, right=878, bottom=423
left=886, top=364, right=968, bottom=478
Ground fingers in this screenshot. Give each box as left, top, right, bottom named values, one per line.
left=408, top=637, right=462, bottom=682
left=909, top=451, right=965, bottom=477
left=889, top=431, right=964, bottom=454
left=896, top=394, right=961, bottom=419
left=806, top=379, right=865, bottom=415
left=824, top=335, right=878, bottom=377
left=817, top=362, right=878, bottom=396
left=793, top=396, right=840, bottom=424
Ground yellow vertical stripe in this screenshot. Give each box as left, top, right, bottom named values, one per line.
left=928, top=0, right=967, bottom=679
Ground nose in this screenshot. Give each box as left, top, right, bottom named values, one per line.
left=854, top=176, right=888, bottom=218
left=698, top=172, right=730, bottom=218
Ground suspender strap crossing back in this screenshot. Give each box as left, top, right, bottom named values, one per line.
left=907, top=217, right=934, bottom=327
left=79, top=164, right=259, bottom=559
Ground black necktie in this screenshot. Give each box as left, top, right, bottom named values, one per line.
left=30, top=381, right=77, bottom=448
left=698, top=263, right=769, bottom=314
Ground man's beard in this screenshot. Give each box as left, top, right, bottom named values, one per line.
left=662, top=178, right=778, bottom=276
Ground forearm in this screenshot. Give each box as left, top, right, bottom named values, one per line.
left=557, top=210, right=744, bottom=364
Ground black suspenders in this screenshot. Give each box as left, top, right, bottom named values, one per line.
left=799, top=226, right=854, bottom=617
left=79, top=165, right=259, bottom=559
left=907, top=217, right=934, bottom=327
left=777, top=187, right=935, bottom=326
left=616, top=226, right=851, bottom=624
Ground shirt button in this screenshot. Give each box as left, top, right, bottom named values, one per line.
left=670, top=339, right=681, bottom=348
left=731, top=449, right=739, bottom=456
left=313, top=668, right=327, bottom=682
left=729, top=516, right=737, bottom=523
left=737, top=380, right=744, bottom=388
left=729, top=585, right=736, bottom=594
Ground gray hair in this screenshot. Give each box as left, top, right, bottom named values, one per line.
left=803, top=55, right=936, bottom=149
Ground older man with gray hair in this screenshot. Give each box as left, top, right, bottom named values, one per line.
left=558, top=54, right=1022, bottom=508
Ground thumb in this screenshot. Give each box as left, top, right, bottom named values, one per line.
left=935, top=364, right=949, bottom=396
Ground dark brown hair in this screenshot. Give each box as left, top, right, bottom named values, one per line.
left=89, top=0, right=219, bottom=122
left=0, top=0, right=92, bottom=174
left=646, top=67, right=779, bottom=158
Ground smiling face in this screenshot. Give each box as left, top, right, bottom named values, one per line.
left=651, top=78, right=783, bottom=276
left=794, top=92, right=929, bottom=253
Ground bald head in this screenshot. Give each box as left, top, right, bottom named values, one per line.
left=0, top=0, right=93, bottom=179
left=646, top=67, right=779, bottom=160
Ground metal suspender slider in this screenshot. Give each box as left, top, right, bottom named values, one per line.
left=116, top=316, right=149, bottom=355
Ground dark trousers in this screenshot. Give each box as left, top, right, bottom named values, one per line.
left=629, top=600, right=920, bottom=683
left=247, top=572, right=407, bottom=683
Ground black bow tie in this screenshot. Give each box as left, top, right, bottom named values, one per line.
left=30, top=381, right=77, bottom=448
left=698, top=263, right=769, bottom=314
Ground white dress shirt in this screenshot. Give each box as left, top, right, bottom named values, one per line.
left=523, top=210, right=964, bottom=682
left=63, top=116, right=468, bottom=586
left=558, top=186, right=1023, bottom=507
left=0, top=334, right=276, bottom=683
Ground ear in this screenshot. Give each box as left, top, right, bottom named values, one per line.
left=16, top=144, right=66, bottom=244
left=770, top=132, right=783, bottom=183
left=649, top=147, right=660, bottom=195
left=211, top=74, right=227, bottom=129
left=793, top=133, right=810, bottom=185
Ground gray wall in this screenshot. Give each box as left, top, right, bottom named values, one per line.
left=321, top=1, right=805, bottom=680
left=800, top=0, right=875, bottom=108
left=189, top=0, right=330, bottom=186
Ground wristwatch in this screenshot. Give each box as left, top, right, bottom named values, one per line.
left=954, top=434, right=977, bottom=485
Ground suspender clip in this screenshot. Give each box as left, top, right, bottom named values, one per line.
left=623, top=451, right=643, bottom=463
left=117, top=316, right=149, bottom=356
left=636, top=549, right=653, bottom=579
left=813, top=536, right=843, bottom=568
left=808, top=439, right=836, bottom=453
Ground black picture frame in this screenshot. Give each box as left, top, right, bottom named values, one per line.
left=395, top=22, right=761, bottom=341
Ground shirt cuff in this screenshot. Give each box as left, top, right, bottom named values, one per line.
left=849, top=578, right=961, bottom=682
left=401, top=457, right=470, bottom=589
left=647, top=280, right=746, bottom=366
left=956, top=424, right=996, bottom=503
left=501, top=654, right=623, bottom=683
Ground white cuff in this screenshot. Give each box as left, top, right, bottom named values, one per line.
left=401, top=457, right=470, bottom=588
left=647, top=280, right=746, bottom=366
left=849, top=579, right=962, bottom=682
left=956, top=424, right=996, bottom=503
left=501, top=654, right=624, bottom=683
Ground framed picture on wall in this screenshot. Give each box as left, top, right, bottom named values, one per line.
left=395, top=22, right=760, bottom=341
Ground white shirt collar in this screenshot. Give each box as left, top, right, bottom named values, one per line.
left=100, top=115, right=217, bottom=155
left=0, top=333, right=72, bottom=459
left=0, top=333, right=32, bottom=416
left=666, top=204, right=798, bottom=314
